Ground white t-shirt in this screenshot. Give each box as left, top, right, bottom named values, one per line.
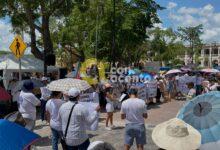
left=40, top=86, right=51, bottom=100
left=46, top=99, right=65, bottom=131
left=187, top=89, right=196, bottom=99
left=19, top=91, right=40, bottom=120
left=59, top=101, right=98, bottom=146
left=121, top=98, right=147, bottom=124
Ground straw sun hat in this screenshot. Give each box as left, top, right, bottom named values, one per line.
left=152, top=118, right=201, bottom=150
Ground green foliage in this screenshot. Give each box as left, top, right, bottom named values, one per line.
left=177, top=24, right=204, bottom=63
left=54, top=0, right=163, bottom=65
left=147, top=27, right=185, bottom=63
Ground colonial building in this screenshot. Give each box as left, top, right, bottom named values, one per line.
left=183, top=43, right=220, bottom=67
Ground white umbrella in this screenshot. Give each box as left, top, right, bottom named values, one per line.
left=47, top=78, right=91, bottom=92
left=201, top=68, right=219, bottom=73
left=165, top=69, right=181, bottom=75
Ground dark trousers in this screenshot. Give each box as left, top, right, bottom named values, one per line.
left=40, top=99, right=47, bottom=121
left=66, top=139, right=90, bottom=150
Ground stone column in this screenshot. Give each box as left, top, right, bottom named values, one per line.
left=218, top=47, right=220, bottom=65
left=209, top=47, right=212, bottom=67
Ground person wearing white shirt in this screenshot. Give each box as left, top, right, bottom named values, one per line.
left=58, top=88, right=100, bottom=150
left=121, top=88, right=148, bottom=150
left=40, top=77, right=51, bottom=122
left=19, top=80, right=40, bottom=131
left=187, top=82, right=196, bottom=100
left=46, top=91, right=65, bottom=150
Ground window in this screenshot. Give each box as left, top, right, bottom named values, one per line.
left=205, top=49, right=209, bottom=55
left=213, top=48, right=218, bottom=55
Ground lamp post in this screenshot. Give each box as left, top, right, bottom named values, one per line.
left=111, top=0, right=116, bottom=65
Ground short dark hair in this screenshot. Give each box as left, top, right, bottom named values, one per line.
left=51, top=91, right=61, bottom=98
left=69, top=96, right=79, bottom=102
left=128, top=88, right=138, bottom=95
left=23, top=80, right=34, bottom=91
left=187, top=82, right=194, bottom=88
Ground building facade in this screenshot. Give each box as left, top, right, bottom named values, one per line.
left=183, top=43, right=220, bottom=67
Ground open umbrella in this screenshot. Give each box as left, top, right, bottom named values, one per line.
left=12, top=79, right=44, bottom=93
left=139, top=73, right=153, bottom=80
left=0, top=119, right=40, bottom=150
left=0, top=87, right=11, bottom=102
left=201, top=68, right=219, bottom=73
left=177, top=91, right=220, bottom=150
left=165, top=69, right=181, bottom=75
left=47, top=78, right=91, bottom=92
left=128, top=69, right=136, bottom=76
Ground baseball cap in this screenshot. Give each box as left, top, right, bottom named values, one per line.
left=68, top=88, right=80, bottom=98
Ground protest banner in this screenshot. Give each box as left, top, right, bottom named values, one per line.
left=177, top=76, right=197, bottom=95
left=79, top=92, right=99, bottom=131
left=146, top=80, right=157, bottom=98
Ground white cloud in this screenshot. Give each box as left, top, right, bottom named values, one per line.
left=169, top=4, right=220, bottom=43
left=0, top=20, right=14, bottom=51
left=167, top=2, right=177, bottom=10
left=0, top=20, right=32, bottom=54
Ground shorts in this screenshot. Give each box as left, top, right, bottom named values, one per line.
left=106, top=103, right=114, bottom=113
left=124, top=123, right=146, bottom=146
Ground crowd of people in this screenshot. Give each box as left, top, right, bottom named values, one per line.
left=2, top=68, right=220, bottom=150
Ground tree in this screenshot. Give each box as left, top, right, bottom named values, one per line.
left=54, top=0, right=164, bottom=65
left=148, top=27, right=185, bottom=65
left=178, top=24, right=204, bottom=63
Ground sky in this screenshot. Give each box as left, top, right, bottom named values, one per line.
left=155, top=0, right=220, bottom=43
left=0, top=0, right=220, bottom=51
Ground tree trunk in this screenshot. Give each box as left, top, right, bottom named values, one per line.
left=42, top=15, right=54, bottom=75
left=25, top=7, right=44, bottom=60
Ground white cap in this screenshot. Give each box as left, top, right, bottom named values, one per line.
left=68, top=88, right=80, bottom=98
left=41, top=77, right=48, bottom=81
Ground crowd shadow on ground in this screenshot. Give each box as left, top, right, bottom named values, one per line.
left=147, top=102, right=161, bottom=110
left=34, top=136, right=51, bottom=147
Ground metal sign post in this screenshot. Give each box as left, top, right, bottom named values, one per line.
left=19, top=58, right=22, bottom=81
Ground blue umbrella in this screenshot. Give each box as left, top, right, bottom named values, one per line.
left=0, top=119, right=40, bottom=150
left=177, top=92, right=220, bottom=150
left=128, top=69, right=136, bottom=76
left=139, top=73, right=153, bottom=81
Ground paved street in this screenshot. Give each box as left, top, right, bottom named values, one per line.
left=33, top=100, right=185, bottom=150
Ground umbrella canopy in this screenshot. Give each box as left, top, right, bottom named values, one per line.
left=177, top=92, right=220, bottom=150
left=139, top=73, right=153, bottom=80
left=128, top=69, right=136, bottom=76
left=47, top=78, right=91, bottom=92
left=201, top=68, right=219, bottom=73
left=0, top=87, right=11, bottom=101
left=0, top=119, right=40, bottom=150
left=181, top=66, right=192, bottom=72
left=165, top=69, right=181, bottom=75
left=12, top=79, right=44, bottom=93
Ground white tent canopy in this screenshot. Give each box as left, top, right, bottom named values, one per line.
left=0, top=54, right=59, bottom=89
left=0, top=54, right=57, bottom=71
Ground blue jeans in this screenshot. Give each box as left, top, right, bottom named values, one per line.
left=40, top=99, right=47, bottom=121
left=51, top=128, right=62, bottom=150
left=66, top=139, right=90, bottom=150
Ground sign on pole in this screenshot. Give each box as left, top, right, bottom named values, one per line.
left=9, top=35, right=27, bottom=81
left=9, top=35, right=27, bottom=59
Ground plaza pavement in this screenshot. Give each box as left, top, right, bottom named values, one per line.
left=33, top=100, right=186, bottom=150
